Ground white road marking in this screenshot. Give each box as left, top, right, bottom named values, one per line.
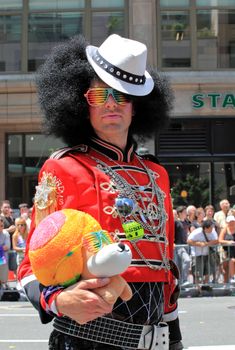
left=187, top=346, right=235, bottom=349
left=0, top=340, right=48, bottom=343
left=0, top=313, right=38, bottom=316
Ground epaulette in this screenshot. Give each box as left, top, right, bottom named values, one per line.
left=50, top=144, right=88, bottom=159
left=139, top=153, right=160, bottom=165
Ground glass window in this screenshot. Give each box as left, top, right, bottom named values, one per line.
left=197, top=0, right=235, bottom=7
left=24, top=135, right=65, bottom=206
left=0, top=0, right=22, bottom=10
left=160, top=0, right=189, bottom=7
left=8, top=135, right=23, bottom=175
left=161, top=11, right=191, bottom=67
left=0, top=15, right=21, bottom=72
left=92, top=12, right=124, bottom=45
left=25, top=134, right=65, bottom=171
left=197, top=10, right=235, bottom=69
left=92, top=0, right=124, bottom=8
left=214, top=162, right=235, bottom=205
left=7, top=135, right=23, bottom=208
left=0, top=1, right=125, bottom=73
left=6, top=134, right=65, bottom=207
left=28, top=12, right=84, bottom=71
left=163, top=163, right=210, bottom=208
left=29, top=0, right=85, bottom=10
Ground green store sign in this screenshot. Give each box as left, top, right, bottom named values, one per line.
left=192, top=93, right=235, bottom=109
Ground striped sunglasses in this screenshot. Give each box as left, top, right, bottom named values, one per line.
left=84, top=87, right=131, bottom=107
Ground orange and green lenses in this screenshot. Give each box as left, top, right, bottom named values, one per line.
left=84, top=88, right=130, bottom=107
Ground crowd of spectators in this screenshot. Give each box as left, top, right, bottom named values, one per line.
left=1, top=197, right=235, bottom=289
left=173, top=199, right=235, bottom=287
left=0, top=200, right=32, bottom=289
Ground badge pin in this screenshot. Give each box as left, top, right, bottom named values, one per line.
left=122, top=220, right=144, bottom=241
left=115, top=197, right=135, bottom=218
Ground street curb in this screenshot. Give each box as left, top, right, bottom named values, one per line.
left=179, top=284, right=235, bottom=298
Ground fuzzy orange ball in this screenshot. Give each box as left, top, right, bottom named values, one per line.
left=29, top=209, right=102, bottom=286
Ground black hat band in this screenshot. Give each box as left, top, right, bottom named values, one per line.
left=92, top=52, right=146, bottom=86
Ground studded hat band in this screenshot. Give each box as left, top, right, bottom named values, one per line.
left=92, top=52, right=146, bottom=86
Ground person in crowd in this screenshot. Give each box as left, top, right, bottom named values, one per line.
left=0, top=200, right=15, bottom=248
left=0, top=218, right=11, bottom=289
left=189, top=207, right=205, bottom=232
left=218, top=215, right=235, bottom=283
left=12, top=217, right=28, bottom=270
left=28, top=207, right=33, bottom=220
left=186, top=205, right=196, bottom=226
left=9, top=208, right=15, bottom=220
left=18, top=34, right=183, bottom=350
left=204, top=205, right=219, bottom=232
left=173, top=208, right=178, bottom=221
left=204, top=204, right=221, bottom=282
left=230, top=204, right=235, bottom=216
left=214, top=199, right=230, bottom=231
left=0, top=200, right=17, bottom=278
left=187, top=220, right=218, bottom=285
left=174, top=206, right=191, bottom=287
left=18, top=203, right=31, bottom=231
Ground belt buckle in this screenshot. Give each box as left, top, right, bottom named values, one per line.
left=138, top=322, right=169, bottom=350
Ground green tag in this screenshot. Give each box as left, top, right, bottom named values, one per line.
left=122, top=220, right=144, bottom=241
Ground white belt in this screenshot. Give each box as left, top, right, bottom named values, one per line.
left=53, top=316, right=169, bottom=350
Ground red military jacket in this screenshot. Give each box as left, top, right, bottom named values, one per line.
left=18, top=137, right=177, bottom=322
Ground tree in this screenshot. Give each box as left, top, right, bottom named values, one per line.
left=171, top=174, right=209, bottom=207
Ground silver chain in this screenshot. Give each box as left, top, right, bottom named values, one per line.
left=89, top=152, right=170, bottom=271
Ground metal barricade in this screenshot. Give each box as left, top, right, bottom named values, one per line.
left=174, top=244, right=235, bottom=296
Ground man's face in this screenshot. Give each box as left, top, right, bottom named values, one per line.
left=205, top=226, right=213, bottom=234
left=221, top=200, right=230, bottom=211
left=206, top=208, right=214, bottom=217
left=21, top=207, right=29, bottom=215
left=1, top=203, right=10, bottom=215
left=179, top=209, right=187, bottom=220
left=227, top=221, right=235, bottom=231
left=88, top=81, right=133, bottom=142
left=187, top=206, right=196, bottom=218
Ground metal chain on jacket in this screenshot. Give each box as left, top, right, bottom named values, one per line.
left=90, top=152, right=170, bottom=271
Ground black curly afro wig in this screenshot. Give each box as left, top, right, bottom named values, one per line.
left=36, top=35, right=174, bottom=147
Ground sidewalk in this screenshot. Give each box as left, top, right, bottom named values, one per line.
left=180, top=282, right=235, bottom=298
left=3, top=272, right=235, bottom=301
left=0, top=271, right=23, bottom=301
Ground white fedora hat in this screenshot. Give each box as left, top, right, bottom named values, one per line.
left=86, top=34, right=154, bottom=96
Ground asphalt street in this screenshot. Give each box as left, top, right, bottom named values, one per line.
left=0, top=296, right=234, bottom=350
left=178, top=296, right=235, bottom=348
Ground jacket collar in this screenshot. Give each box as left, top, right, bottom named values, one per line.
left=89, top=137, right=135, bottom=162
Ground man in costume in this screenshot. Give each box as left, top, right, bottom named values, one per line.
left=18, top=34, right=183, bottom=350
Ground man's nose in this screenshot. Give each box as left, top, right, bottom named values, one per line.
left=105, top=94, right=117, bottom=109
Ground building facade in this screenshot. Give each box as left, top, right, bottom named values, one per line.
left=0, top=0, right=235, bottom=209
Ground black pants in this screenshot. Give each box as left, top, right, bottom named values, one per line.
left=48, top=329, right=183, bottom=350
left=49, top=330, right=124, bottom=350
left=48, top=282, right=182, bottom=349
